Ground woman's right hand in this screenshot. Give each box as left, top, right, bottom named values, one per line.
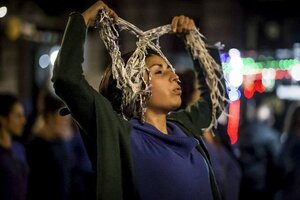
left=171, top=15, right=196, bottom=34
left=82, top=1, right=119, bottom=27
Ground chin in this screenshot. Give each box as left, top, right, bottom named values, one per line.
left=12, top=130, right=23, bottom=137
left=171, top=102, right=181, bottom=110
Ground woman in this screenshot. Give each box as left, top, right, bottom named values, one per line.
left=52, top=1, right=225, bottom=199
left=0, top=93, right=28, bottom=200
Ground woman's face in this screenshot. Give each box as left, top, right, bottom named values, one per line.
left=2, top=102, right=26, bottom=136
left=145, top=55, right=182, bottom=114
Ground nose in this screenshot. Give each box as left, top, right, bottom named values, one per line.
left=170, top=72, right=180, bottom=83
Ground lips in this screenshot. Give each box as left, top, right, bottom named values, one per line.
left=173, top=86, right=182, bottom=95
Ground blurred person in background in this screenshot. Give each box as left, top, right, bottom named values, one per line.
left=26, top=90, right=94, bottom=200
left=0, top=92, right=28, bottom=200
left=274, top=102, right=300, bottom=200
left=237, top=102, right=281, bottom=200
left=177, top=68, right=242, bottom=200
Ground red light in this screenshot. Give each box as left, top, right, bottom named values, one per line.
left=243, top=82, right=255, bottom=99
left=244, top=88, right=254, bottom=99
left=254, top=80, right=265, bottom=93
left=227, top=100, right=240, bottom=144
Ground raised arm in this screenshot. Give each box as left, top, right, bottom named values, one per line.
left=51, top=1, right=123, bottom=141
left=168, top=16, right=226, bottom=131
left=191, top=46, right=226, bottom=127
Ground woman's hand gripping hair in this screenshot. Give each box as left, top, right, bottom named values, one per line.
left=171, top=15, right=196, bottom=34
left=82, top=1, right=119, bottom=27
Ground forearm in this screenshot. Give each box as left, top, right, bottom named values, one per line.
left=205, top=46, right=227, bottom=118
left=187, top=45, right=226, bottom=128
left=51, top=12, right=97, bottom=135
left=52, top=11, right=129, bottom=138
left=191, top=56, right=213, bottom=128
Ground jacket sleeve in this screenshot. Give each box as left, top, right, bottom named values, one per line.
left=169, top=46, right=226, bottom=132
left=51, top=12, right=128, bottom=142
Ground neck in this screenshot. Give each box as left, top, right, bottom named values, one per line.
left=203, top=130, right=220, bottom=148
left=0, top=129, right=12, bottom=148
left=144, top=111, right=168, bottom=134
left=36, top=122, right=73, bottom=141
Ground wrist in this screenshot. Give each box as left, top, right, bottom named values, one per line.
left=81, top=13, right=90, bottom=27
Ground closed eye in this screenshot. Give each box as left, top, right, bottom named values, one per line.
left=155, top=70, right=163, bottom=75
left=149, top=64, right=163, bottom=75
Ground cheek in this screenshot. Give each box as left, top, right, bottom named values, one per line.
left=7, top=120, right=24, bottom=135
left=150, top=82, right=166, bottom=98
left=147, top=84, right=165, bottom=105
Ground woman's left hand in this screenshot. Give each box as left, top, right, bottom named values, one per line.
left=82, top=1, right=119, bottom=27
left=171, top=15, right=196, bottom=34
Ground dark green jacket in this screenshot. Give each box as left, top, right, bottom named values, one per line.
left=52, top=12, right=223, bottom=200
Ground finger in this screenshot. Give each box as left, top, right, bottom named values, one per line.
left=97, top=1, right=119, bottom=22
left=182, top=18, right=191, bottom=33
left=171, top=16, right=179, bottom=32
left=177, top=16, right=186, bottom=33
left=95, top=1, right=105, bottom=10
left=108, top=9, right=119, bottom=22
left=103, top=5, right=109, bottom=12
left=187, top=19, right=196, bottom=31
left=98, top=1, right=106, bottom=8
left=182, top=17, right=191, bottom=33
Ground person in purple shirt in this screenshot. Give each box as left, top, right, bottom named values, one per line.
left=52, top=1, right=226, bottom=199
left=0, top=93, right=28, bottom=200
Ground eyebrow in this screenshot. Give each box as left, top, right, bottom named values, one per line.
left=149, top=64, right=163, bottom=69
left=149, top=64, right=173, bottom=70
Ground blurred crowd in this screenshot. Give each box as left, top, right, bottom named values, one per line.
left=0, top=90, right=94, bottom=200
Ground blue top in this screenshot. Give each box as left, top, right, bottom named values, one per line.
left=0, top=145, right=29, bottom=200
left=204, top=140, right=242, bottom=200
left=130, top=118, right=213, bottom=200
